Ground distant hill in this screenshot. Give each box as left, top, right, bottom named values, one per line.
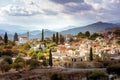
left=0, top=21, right=120, bottom=40
left=60, top=21, right=119, bottom=35
left=0, top=30, right=14, bottom=40
left=0, top=23, right=56, bottom=40
left=44, top=29, right=56, bottom=37
left=116, top=23, right=120, bottom=26
left=19, top=29, right=56, bottom=39
left=0, top=29, right=8, bottom=35
left=0, top=23, right=27, bottom=33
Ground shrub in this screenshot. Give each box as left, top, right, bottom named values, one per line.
left=12, top=50, right=19, bottom=56
left=102, top=61, right=109, bottom=67
left=3, top=56, right=13, bottom=64
left=42, top=60, right=48, bottom=66
left=89, top=33, right=103, bottom=40
left=4, top=45, right=12, bottom=49
left=27, top=49, right=34, bottom=56
left=31, top=54, right=38, bottom=60
left=13, top=57, right=25, bottom=71
left=50, top=73, right=62, bottom=80
left=0, top=61, right=11, bottom=73
left=37, top=53, right=46, bottom=60
left=88, top=70, right=108, bottom=80
left=14, top=57, right=25, bottom=63
left=26, top=59, right=39, bottom=69
left=2, top=50, right=13, bottom=56
left=13, top=62, right=24, bottom=71
left=46, top=42, right=57, bottom=49
left=23, top=43, right=31, bottom=50
left=107, top=66, right=120, bottom=75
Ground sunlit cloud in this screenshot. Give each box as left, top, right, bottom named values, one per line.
left=0, top=0, right=119, bottom=31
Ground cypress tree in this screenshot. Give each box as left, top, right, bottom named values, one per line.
left=49, top=49, right=53, bottom=67
left=52, top=34, right=56, bottom=42
left=14, top=32, right=18, bottom=41
left=90, top=47, right=93, bottom=61
left=56, top=32, right=59, bottom=44
left=4, top=32, right=8, bottom=45
left=60, top=34, right=64, bottom=44
left=41, top=29, right=44, bottom=41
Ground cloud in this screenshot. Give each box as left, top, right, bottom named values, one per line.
left=51, top=0, right=84, bottom=4
left=0, top=0, right=14, bottom=7
left=63, top=2, right=93, bottom=14
left=1, top=4, right=42, bottom=16
left=0, top=8, right=7, bottom=22
left=83, top=0, right=120, bottom=21
left=8, top=6, right=40, bottom=16
left=0, top=0, right=119, bottom=30
left=0, top=0, right=63, bottom=17
left=42, top=9, right=58, bottom=15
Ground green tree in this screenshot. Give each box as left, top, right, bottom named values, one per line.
left=14, top=57, right=25, bottom=63
left=47, top=42, right=57, bottom=49
left=42, top=60, right=48, bottom=66
left=49, top=49, right=53, bottom=67
left=13, top=32, right=18, bottom=41
left=23, top=43, right=31, bottom=50
left=26, top=59, right=39, bottom=69
left=27, top=49, right=34, bottom=57
left=0, top=61, right=11, bottom=73
left=4, top=32, right=8, bottom=45
left=77, top=32, right=83, bottom=37
left=107, top=66, right=120, bottom=75
left=2, top=50, right=13, bottom=56
left=60, top=34, right=64, bottom=44
left=52, top=34, right=56, bottom=42
left=31, top=54, right=38, bottom=60
left=56, top=32, right=59, bottom=44
left=41, top=29, right=44, bottom=41
left=13, top=62, right=24, bottom=71
left=85, top=31, right=90, bottom=38
left=50, top=73, right=62, bottom=80
left=37, top=52, right=46, bottom=60
left=90, top=47, right=93, bottom=61
left=88, top=70, right=108, bottom=80
left=3, top=56, right=13, bottom=64
left=69, top=37, right=74, bottom=42
left=13, top=57, right=25, bottom=71
left=89, top=33, right=102, bottom=40
left=30, top=59, right=39, bottom=69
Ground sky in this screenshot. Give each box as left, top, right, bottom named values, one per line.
left=0, top=0, right=120, bottom=31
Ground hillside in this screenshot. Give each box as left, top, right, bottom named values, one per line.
left=60, top=21, right=119, bottom=35
left=0, top=21, right=120, bottom=39
left=0, top=29, right=56, bottom=40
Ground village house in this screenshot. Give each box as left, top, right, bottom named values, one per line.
left=19, top=37, right=28, bottom=44
left=64, top=34, right=73, bottom=41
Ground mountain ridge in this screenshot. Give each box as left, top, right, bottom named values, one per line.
left=0, top=21, right=120, bottom=40
left=60, top=21, right=119, bottom=35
